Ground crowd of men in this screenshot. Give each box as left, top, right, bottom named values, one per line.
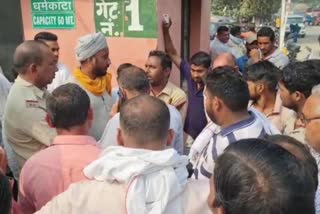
left=0, top=16, right=320, bottom=214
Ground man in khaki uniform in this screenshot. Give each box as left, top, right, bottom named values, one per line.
left=3, top=40, right=57, bottom=176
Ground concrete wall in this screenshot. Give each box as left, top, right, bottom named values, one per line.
left=189, top=0, right=210, bottom=56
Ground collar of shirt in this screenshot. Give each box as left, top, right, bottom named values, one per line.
left=263, top=49, right=281, bottom=61
left=220, top=111, right=256, bottom=137
left=285, top=114, right=305, bottom=133
left=51, top=135, right=98, bottom=146
left=194, top=85, right=204, bottom=95
left=151, top=81, right=173, bottom=98
left=16, top=76, right=46, bottom=99
left=268, top=93, right=282, bottom=116
left=249, top=93, right=282, bottom=117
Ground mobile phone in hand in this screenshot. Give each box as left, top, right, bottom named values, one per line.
left=117, top=88, right=126, bottom=112
left=162, top=14, right=170, bottom=25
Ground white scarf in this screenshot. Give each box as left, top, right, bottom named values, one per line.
left=84, top=146, right=189, bottom=214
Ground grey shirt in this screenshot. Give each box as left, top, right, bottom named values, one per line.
left=265, top=49, right=289, bottom=69
left=68, top=76, right=113, bottom=140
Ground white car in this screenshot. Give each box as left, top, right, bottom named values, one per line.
left=285, top=15, right=306, bottom=38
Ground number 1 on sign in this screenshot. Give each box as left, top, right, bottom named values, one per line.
left=125, top=0, right=144, bottom=31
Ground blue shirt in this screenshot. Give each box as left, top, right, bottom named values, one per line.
left=236, top=55, right=249, bottom=73
left=180, top=60, right=207, bottom=140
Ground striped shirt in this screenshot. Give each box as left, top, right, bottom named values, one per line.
left=193, top=111, right=274, bottom=180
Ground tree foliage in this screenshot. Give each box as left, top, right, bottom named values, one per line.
left=212, top=0, right=281, bottom=20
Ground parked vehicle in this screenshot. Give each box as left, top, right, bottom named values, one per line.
left=285, top=15, right=306, bottom=38
left=285, top=33, right=301, bottom=62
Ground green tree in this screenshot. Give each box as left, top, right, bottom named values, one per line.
left=211, top=0, right=281, bottom=21
left=211, top=0, right=240, bottom=16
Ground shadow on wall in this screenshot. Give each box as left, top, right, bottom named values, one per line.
left=0, top=0, right=24, bottom=82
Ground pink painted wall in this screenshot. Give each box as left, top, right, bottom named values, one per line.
left=189, top=0, right=210, bottom=56
left=20, top=0, right=182, bottom=86
left=20, top=0, right=209, bottom=86
left=156, top=0, right=182, bottom=85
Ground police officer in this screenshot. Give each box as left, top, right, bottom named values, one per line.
left=3, top=40, right=57, bottom=177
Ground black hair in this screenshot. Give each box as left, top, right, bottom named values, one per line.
left=148, top=50, right=172, bottom=70
left=257, top=27, right=275, bottom=42
left=116, top=63, right=133, bottom=77
left=307, top=59, right=320, bottom=73
left=34, top=32, right=58, bottom=41
left=0, top=173, right=12, bottom=214
left=212, top=138, right=316, bottom=214
left=46, top=83, right=90, bottom=129
left=205, top=67, right=249, bottom=112
left=281, top=61, right=320, bottom=98
left=190, top=51, right=211, bottom=69
left=266, top=134, right=318, bottom=190
left=230, top=26, right=241, bottom=37
left=245, top=61, right=280, bottom=92
left=217, top=26, right=229, bottom=35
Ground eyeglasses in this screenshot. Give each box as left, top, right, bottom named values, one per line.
left=300, top=115, right=320, bottom=125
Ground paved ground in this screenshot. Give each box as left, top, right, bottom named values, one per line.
left=296, top=26, right=320, bottom=61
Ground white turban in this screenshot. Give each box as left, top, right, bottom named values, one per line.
left=75, top=32, right=108, bottom=61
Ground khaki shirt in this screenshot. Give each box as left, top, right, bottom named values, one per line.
left=249, top=93, right=295, bottom=133
left=151, top=81, right=188, bottom=121
left=283, top=113, right=306, bottom=144
left=3, top=76, right=56, bottom=172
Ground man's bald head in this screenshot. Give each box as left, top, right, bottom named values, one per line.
left=303, top=94, right=320, bottom=153
left=304, top=95, right=320, bottom=117
left=119, top=95, right=170, bottom=148
left=13, top=40, right=50, bottom=74
left=212, top=53, right=237, bottom=69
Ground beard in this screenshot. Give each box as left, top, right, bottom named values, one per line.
left=250, top=94, right=259, bottom=103
left=95, top=67, right=107, bottom=77
left=206, top=107, right=219, bottom=125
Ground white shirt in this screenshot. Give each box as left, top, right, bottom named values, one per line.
left=228, top=35, right=246, bottom=58
left=47, top=63, right=70, bottom=92
left=265, top=49, right=289, bottom=69
left=0, top=71, right=11, bottom=122
left=99, top=104, right=184, bottom=154
left=111, top=87, right=119, bottom=104
left=210, top=38, right=232, bottom=60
